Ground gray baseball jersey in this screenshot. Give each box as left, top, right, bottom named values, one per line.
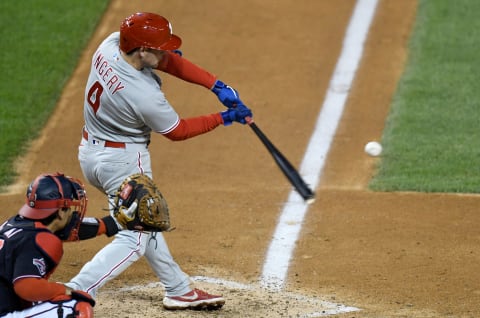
left=84, top=32, right=180, bottom=142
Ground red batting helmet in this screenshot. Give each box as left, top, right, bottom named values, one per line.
left=18, top=173, right=87, bottom=222
left=120, top=12, right=182, bottom=53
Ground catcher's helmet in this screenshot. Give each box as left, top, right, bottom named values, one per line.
left=120, top=12, right=182, bottom=53
left=18, top=173, right=87, bottom=221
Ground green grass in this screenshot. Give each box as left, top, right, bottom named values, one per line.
left=0, top=0, right=109, bottom=190
left=369, top=0, right=480, bottom=193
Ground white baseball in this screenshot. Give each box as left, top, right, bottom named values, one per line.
left=364, top=141, right=382, bottom=157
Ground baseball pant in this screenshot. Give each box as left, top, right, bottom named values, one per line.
left=67, top=136, right=191, bottom=297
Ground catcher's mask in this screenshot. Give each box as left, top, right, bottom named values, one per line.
left=18, top=173, right=88, bottom=240
left=120, top=12, right=182, bottom=53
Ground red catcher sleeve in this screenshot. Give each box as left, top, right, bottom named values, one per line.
left=14, top=277, right=66, bottom=302
left=35, top=232, right=63, bottom=264
left=157, top=51, right=217, bottom=89
left=164, top=113, right=224, bottom=141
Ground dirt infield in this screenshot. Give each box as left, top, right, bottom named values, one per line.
left=2, top=0, right=480, bottom=317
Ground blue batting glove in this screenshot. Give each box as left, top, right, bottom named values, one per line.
left=220, top=104, right=253, bottom=126
left=172, top=49, right=183, bottom=56
left=211, top=79, right=242, bottom=108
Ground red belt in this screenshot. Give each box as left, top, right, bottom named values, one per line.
left=82, top=129, right=125, bottom=149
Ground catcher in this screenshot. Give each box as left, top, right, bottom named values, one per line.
left=0, top=173, right=161, bottom=317
left=0, top=173, right=119, bottom=317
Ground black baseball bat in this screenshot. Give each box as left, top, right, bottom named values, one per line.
left=246, top=118, right=315, bottom=203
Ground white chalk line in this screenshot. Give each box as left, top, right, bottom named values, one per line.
left=192, top=276, right=360, bottom=317
left=261, top=0, right=378, bottom=291
left=257, top=0, right=379, bottom=314
left=115, top=276, right=359, bottom=317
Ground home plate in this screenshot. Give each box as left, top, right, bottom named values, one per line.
left=95, top=276, right=360, bottom=317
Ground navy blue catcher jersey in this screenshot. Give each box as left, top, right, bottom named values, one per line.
left=0, top=216, right=63, bottom=315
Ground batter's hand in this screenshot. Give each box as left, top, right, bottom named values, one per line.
left=211, top=79, right=243, bottom=108
left=221, top=103, right=253, bottom=125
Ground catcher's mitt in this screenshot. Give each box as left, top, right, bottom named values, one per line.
left=113, top=174, right=172, bottom=232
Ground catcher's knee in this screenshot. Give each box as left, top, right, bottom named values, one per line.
left=74, top=301, right=94, bottom=318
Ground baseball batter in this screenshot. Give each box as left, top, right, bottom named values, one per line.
left=66, top=12, right=252, bottom=310
left=0, top=173, right=120, bottom=317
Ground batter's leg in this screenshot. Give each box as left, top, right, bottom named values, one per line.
left=143, top=232, right=191, bottom=296
left=66, top=230, right=149, bottom=297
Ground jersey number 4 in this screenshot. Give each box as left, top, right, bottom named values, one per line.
left=87, top=81, right=104, bottom=115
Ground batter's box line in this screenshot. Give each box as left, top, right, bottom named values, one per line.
left=115, top=275, right=361, bottom=317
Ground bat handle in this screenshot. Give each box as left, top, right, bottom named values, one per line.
left=245, top=116, right=254, bottom=125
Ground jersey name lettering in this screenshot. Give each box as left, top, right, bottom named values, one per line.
left=93, top=51, right=125, bottom=95
left=2, top=227, right=22, bottom=238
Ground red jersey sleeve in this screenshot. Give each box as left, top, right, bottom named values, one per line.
left=35, top=232, right=63, bottom=265
left=157, top=51, right=217, bottom=89
left=14, top=277, right=66, bottom=302
left=164, top=113, right=224, bottom=141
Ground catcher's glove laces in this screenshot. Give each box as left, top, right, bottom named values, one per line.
left=148, top=231, right=159, bottom=249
